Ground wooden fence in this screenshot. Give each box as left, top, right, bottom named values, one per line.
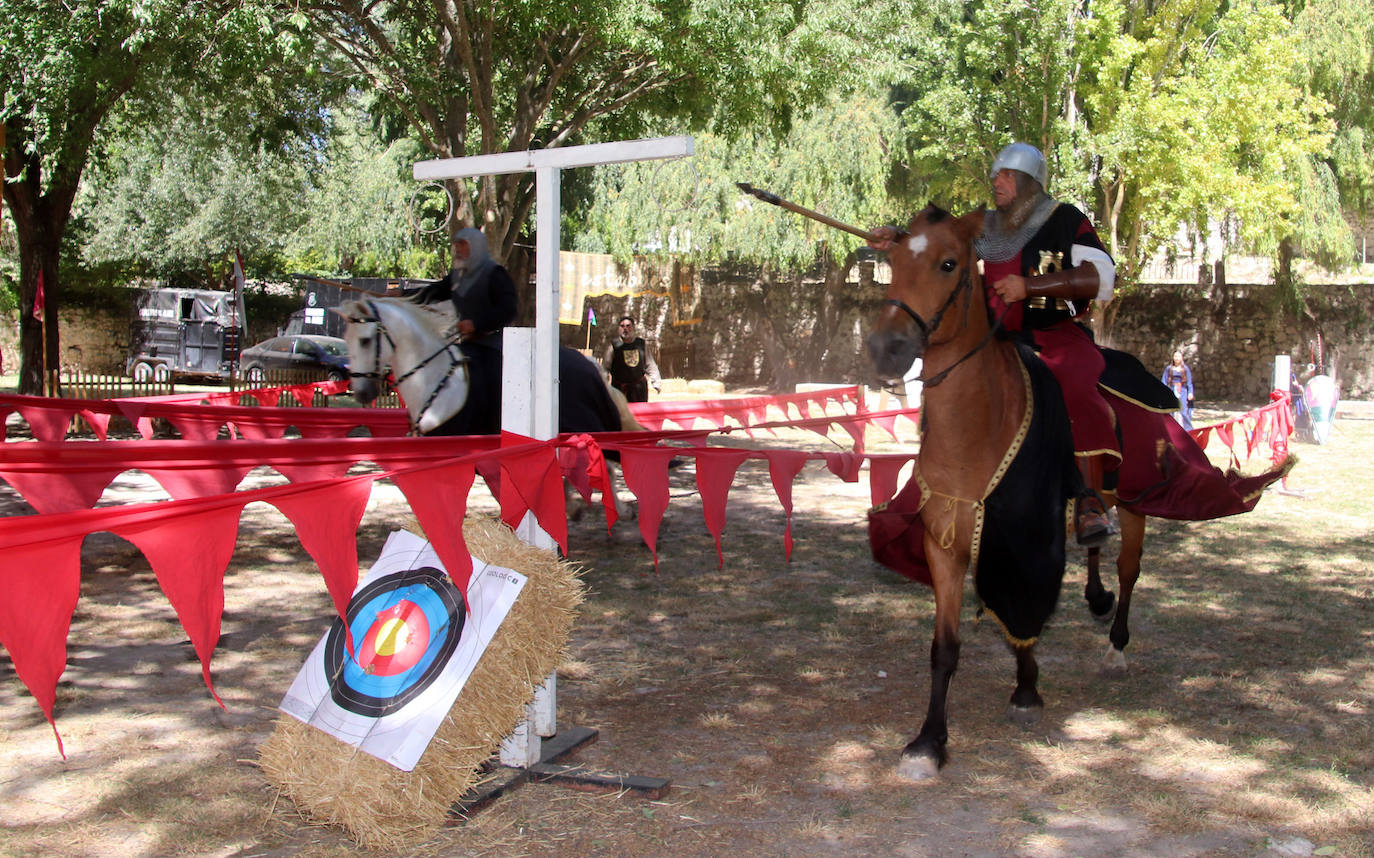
left=59, top=369, right=401, bottom=410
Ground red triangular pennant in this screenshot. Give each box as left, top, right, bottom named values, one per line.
left=112, top=504, right=246, bottom=705
left=18, top=403, right=76, bottom=441
left=868, top=454, right=917, bottom=508
left=0, top=467, right=123, bottom=514
left=498, top=443, right=569, bottom=555
left=619, top=447, right=679, bottom=569
left=768, top=451, right=810, bottom=561
left=391, top=461, right=476, bottom=593
left=695, top=450, right=751, bottom=568
left=0, top=536, right=83, bottom=757
left=269, top=477, right=373, bottom=627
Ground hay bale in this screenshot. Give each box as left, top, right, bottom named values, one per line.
left=257, top=515, right=584, bottom=850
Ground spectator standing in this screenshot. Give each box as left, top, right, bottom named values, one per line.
left=1161, top=350, right=1195, bottom=430
left=603, top=315, right=661, bottom=403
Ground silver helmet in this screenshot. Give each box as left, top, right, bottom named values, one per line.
left=990, top=142, right=1047, bottom=188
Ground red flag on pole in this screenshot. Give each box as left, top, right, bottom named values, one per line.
left=232, top=250, right=247, bottom=329
left=33, top=270, right=45, bottom=322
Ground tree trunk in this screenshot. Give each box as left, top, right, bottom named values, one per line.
left=4, top=123, right=78, bottom=396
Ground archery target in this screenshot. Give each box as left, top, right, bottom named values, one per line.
left=323, top=567, right=465, bottom=717
left=278, top=530, right=527, bottom=771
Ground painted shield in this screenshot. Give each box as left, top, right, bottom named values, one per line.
left=323, top=566, right=466, bottom=717
left=1303, top=375, right=1338, bottom=446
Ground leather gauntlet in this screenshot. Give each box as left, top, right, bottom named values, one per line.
left=1026, top=262, right=1100, bottom=302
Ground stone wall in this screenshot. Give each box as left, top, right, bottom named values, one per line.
left=1102, top=282, right=1374, bottom=402
left=8, top=276, right=1371, bottom=403
left=577, top=272, right=1374, bottom=402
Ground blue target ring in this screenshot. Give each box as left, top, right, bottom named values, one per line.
left=324, top=567, right=466, bottom=717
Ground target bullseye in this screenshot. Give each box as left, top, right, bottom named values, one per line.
left=356, top=604, right=431, bottom=676
left=324, top=567, right=465, bottom=717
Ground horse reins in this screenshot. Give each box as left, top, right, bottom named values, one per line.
left=349, top=299, right=468, bottom=432
left=883, top=241, right=1009, bottom=389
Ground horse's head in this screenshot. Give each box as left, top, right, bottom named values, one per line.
left=334, top=299, right=387, bottom=406
left=867, top=205, right=985, bottom=381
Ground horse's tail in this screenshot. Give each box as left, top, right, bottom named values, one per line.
left=608, top=385, right=645, bottom=432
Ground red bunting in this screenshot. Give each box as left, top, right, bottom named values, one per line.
left=0, top=384, right=1294, bottom=754
left=268, top=477, right=373, bottom=626
left=111, top=503, right=246, bottom=706
left=867, top=454, right=918, bottom=507
left=0, top=460, right=124, bottom=514
left=767, top=451, right=809, bottom=561
left=0, top=536, right=82, bottom=756
left=556, top=434, right=619, bottom=531
left=497, top=436, right=570, bottom=556
left=618, top=446, right=680, bottom=568
left=391, top=461, right=477, bottom=593
left=694, top=450, right=751, bottom=568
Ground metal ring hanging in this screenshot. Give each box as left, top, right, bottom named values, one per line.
left=647, top=157, right=701, bottom=216
left=407, top=181, right=456, bottom=236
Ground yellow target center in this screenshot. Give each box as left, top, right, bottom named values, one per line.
left=373, top=618, right=410, bottom=657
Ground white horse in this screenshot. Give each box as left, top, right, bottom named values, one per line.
left=335, top=297, right=640, bottom=435
left=335, top=296, right=642, bottom=518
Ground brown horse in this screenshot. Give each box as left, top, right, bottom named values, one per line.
left=866, top=205, right=1108, bottom=779
left=866, top=205, right=1291, bottom=781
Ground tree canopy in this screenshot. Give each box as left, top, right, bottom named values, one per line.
left=885, top=0, right=1346, bottom=320
left=0, top=0, right=316, bottom=391
left=300, top=0, right=896, bottom=265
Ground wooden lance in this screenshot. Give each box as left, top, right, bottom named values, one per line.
left=735, top=183, right=880, bottom=242
left=291, top=274, right=389, bottom=296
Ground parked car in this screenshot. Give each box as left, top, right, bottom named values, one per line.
left=239, top=334, right=351, bottom=383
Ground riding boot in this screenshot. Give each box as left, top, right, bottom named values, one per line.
left=1075, top=455, right=1113, bottom=547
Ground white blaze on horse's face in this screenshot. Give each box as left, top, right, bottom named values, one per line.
left=905, top=234, right=929, bottom=257
left=340, top=311, right=382, bottom=405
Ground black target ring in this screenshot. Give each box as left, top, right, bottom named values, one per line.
left=323, top=566, right=466, bottom=717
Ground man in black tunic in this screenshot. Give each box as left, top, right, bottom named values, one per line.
left=602, top=316, right=661, bottom=403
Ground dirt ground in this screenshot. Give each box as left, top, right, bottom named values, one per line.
left=1, top=404, right=1371, bottom=858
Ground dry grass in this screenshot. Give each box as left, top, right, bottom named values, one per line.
left=0, top=409, right=1369, bottom=857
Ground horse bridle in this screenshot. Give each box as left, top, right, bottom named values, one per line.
left=348, top=299, right=468, bottom=431
left=883, top=239, right=1007, bottom=389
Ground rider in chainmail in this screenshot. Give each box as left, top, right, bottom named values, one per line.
left=870, top=143, right=1120, bottom=547
left=973, top=190, right=1060, bottom=265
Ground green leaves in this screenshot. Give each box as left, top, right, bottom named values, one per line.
left=577, top=92, right=902, bottom=272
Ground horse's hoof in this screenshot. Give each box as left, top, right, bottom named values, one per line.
left=1101, top=646, right=1128, bottom=676
left=1008, top=703, right=1043, bottom=727
left=895, top=752, right=941, bottom=782
left=1088, top=592, right=1116, bottom=623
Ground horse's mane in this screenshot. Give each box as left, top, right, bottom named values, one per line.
left=385, top=296, right=460, bottom=341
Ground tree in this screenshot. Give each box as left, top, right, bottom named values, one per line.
left=577, top=92, right=906, bottom=388
left=886, top=0, right=1337, bottom=339
left=0, top=1, right=311, bottom=393
left=299, top=0, right=893, bottom=312
left=282, top=103, right=447, bottom=278
left=79, top=102, right=312, bottom=286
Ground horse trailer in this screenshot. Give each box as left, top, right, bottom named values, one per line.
left=126, top=287, right=245, bottom=381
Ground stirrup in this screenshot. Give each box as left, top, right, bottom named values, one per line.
left=1075, top=493, right=1115, bottom=547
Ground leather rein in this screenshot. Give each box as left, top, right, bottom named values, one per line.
left=348, top=299, right=468, bottom=432
left=883, top=239, right=1007, bottom=389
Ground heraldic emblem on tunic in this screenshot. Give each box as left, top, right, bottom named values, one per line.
left=1036, top=250, right=1063, bottom=276
left=622, top=349, right=641, bottom=368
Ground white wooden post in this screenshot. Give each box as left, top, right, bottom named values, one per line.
left=416, top=136, right=693, bottom=769
left=1274, top=355, right=1291, bottom=393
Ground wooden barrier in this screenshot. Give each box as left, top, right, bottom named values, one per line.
left=60, top=370, right=176, bottom=400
